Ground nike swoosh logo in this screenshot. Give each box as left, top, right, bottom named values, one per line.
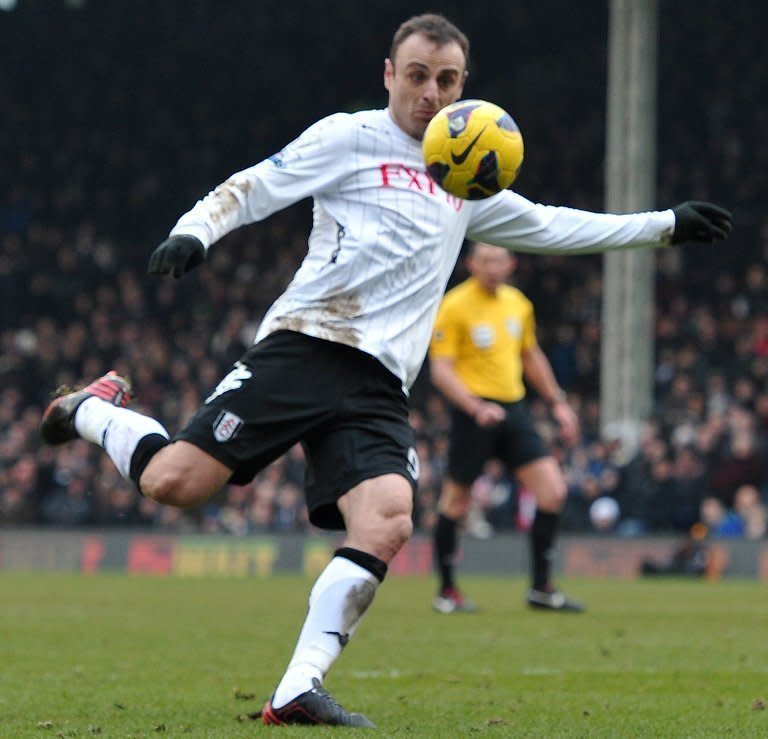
left=451, top=125, right=487, bottom=165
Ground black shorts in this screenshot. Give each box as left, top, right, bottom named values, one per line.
left=447, top=399, right=549, bottom=485
left=176, top=331, right=417, bottom=530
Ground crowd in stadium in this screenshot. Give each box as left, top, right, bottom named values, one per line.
left=1, top=1, right=766, bottom=539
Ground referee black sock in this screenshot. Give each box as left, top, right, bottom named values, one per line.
left=531, top=510, right=560, bottom=590
left=434, top=513, right=458, bottom=592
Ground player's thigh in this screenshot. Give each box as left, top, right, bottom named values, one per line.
left=175, top=331, right=350, bottom=487
left=141, top=440, right=233, bottom=506
left=302, top=364, right=417, bottom=532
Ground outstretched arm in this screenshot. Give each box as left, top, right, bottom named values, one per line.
left=467, top=191, right=732, bottom=255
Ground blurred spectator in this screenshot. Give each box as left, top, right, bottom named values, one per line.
left=640, top=524, right=710, bottom=577
left=40, top=475, right=94, bottom=527
left=698, top=496, right=744, bottom=538
left=733, top=484, right=768, bottom=540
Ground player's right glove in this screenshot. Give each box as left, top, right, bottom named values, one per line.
left=670, top=201, right=733, bottom=245
left=148, top=235, right=206, bottom=278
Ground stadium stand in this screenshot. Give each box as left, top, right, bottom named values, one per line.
left=1, top=1, right=766, bottom=537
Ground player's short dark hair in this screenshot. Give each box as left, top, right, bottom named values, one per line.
left=390, top=13, right=470, bottom=70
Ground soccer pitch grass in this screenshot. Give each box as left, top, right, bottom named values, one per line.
left=0, top=574, right=766, bottom=737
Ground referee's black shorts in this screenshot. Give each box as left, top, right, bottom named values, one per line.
left=447, top=398, right=549, bottom=485
left=176, top=331, right=417, bottom=530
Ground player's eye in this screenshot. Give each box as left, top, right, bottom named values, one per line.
left=408, top=71, right=427, bottom=84
left=438, top=73, right=458, bottom=89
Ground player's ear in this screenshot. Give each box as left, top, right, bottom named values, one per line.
left=384, top=58, right=394, bottom=91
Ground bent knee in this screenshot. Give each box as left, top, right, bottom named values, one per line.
left=348, top=492, right=414, bottom=561
left=357, top=511, right=412, bottom=563
left=384, top=487, right=413, bottom=544
left=373, top=488, right=414, bottom=547
left=386, top=510, right=414, bottom=549
left=140, top=463, right=210, bottom=508
left=139, top=463, right=181, bottom=505
left=138, top=441, right=232, bottom=508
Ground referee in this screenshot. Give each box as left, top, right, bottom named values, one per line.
left=430, top=241, right=583, bottom=613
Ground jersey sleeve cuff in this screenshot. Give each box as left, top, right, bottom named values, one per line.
left=655, top=209, right=676, bottom=247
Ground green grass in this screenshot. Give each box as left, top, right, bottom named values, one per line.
left=0, top=574, right=767, bottom=737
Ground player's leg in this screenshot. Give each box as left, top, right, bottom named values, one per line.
left=339, top=472, right=415, bottom=559
left=138, top=441, right=233, bottom=506
left=516, top=456, right=583, bottom=612
left=40, top=371, right=230, bottom=503
left=40, top=334, right=331, bottom=509
left=145, top=332, right=360, bottom=508
left=261, top=353, right=416, bottom=728
left=262, top=473, right=411, bottom=728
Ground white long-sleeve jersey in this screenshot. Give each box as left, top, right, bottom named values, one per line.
left=171, top=108, right=674, bottom=390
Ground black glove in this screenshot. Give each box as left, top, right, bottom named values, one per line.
left=148, top=235, right=206, bottom=278
left=671, top=201, right=733, bottom=245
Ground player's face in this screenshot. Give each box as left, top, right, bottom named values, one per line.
left=384, top=33, right=467, bottom=140
left=467, top=243, right=515, bottom=292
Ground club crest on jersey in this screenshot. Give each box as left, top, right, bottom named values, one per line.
left=213, top=410, right=243, bottom=442
left=268, top=151, right=285, bottom=168
left=206, top=362, right=253, bottom=403
left=470, top=324, right=495, bottom=349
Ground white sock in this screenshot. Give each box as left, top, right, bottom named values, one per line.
left=75, top=397, right=169, bottom=479
left=271, top=555, right=381, bottom=708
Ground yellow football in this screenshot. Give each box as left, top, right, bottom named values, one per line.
left=422, top=99, right=524, bottom=200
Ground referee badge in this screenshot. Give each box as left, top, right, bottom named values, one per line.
left=470, top=324, right=494, bottom=348
left=213, top=410, right=244, bottom=442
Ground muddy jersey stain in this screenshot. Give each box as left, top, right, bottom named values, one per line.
left=208, top=177, right=254, bottom=225
left=270, top=291, right=363, bottom=347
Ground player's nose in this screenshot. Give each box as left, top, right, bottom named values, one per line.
left=421, top=78, right=440, bottom=103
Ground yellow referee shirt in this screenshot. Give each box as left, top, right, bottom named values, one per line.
left=429, top=277, right=537, bottom=402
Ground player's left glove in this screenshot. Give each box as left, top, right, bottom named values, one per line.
left=148, top=235, right=206, bottom=278
left=671, top=201, right=733, bottom=244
